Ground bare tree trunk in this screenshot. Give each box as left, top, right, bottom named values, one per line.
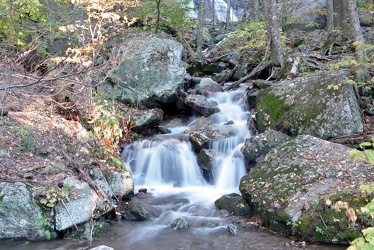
left=326, top=0, right=334, bottom=32
left=263, top=0, right=286, bottom=69
left=155, top=0, right=161, bottom=33
left=212, top=0, right=215, bottom=29
left=225, top=0, right=231, bottom=32
left=346, top=0, right=369, bottom=83
left=253, top=0, right=260, bottom=21
left=196, top=0, right=205, bottom=60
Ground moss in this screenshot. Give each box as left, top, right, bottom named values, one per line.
left=256, top=89, right=289, bottom=132
left=296, top=194, right=372, bottom=243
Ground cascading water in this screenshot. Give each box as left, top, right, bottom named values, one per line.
left=122, top=85, right=250, bottom=193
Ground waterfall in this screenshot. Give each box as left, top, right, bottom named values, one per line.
left=121, top=85, right=250, bottom=194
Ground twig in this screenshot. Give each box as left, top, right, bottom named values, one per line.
left=319, top=213, right=328, bottom=228
left=60, top=199, right=79, bottom=230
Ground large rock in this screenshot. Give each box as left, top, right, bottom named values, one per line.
left=0, top=182, right=45, bottom=240
left=240, top=135, right=374, bottom=243
left=131, top=108, right=164, bottom=132
left=189, top=124, right=238, bottom=151
left=241, top=129, right=291, bottom=163
left=105, top=169, right=134, bottom=198
left=256, top=70, right=363, bottom=139
left=215, top=193, right=253, bottom=216
left=184, top=94, right=220, bottom=117
left=109, top=34, right=186, bottom=105
left=282, top=0, right=326, bottom=31
left=55, top=177, right=112, bottom=231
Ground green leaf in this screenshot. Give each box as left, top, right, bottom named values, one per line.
left=349, top=149, right=365, bottom=161
left=365, top=149, right=374, bottom=165
left=360, top=142, right=373, bottom=149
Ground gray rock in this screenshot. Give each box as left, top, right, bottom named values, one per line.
left=241, top=130, right=291, bottom=163
left=256, top=70, right=363, bottom=139
left=122, top=199, right=150, bottom=221
left=0, top=182, right=44, bottom=240
left=227, top=224, right=239, bottom=236
left=171, top=217, right=189, bottom=230
left=55, top=177, right=111, bottom=231
left=105, top=169, right=134, bottom=198
left=195, top=78, right=223, bottom=96
left=132, top=108, right=164, bottom=132
left=184, top=94, right=220, bottom=117
left=215, top=193, right=253, bottom=216
left=189, top=124, right=238, bottom=151
left=108, top=35, right=186, bottom=105
left=197, top=149, right=217, bottom=170
left=240, top=135, right=374, bottom=242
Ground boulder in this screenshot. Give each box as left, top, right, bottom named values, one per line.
left=256, top=70, right=363, bottom=139
left=131, top=108, right=164, bottom=132
left=241, top=130, right=291, bottom=163
left=107, top=34, right=186, bottom=105
left=240, top=135, right=374, bottom=243
left=0, top=182, right=45, bottom=240
left=215, top=193, right=253, bottom=216
left=195, top=78, right=223, bottom=96
left=105, top=169, right=134, bottom=198
left=282, top=0, right=327, bottom=31
left=122, top=199, right=150, bottom=221
left=184, top=94, right=220, bottom=117
left=189, top=124, right=238, bottom=151
left=55, top=177, right=112, bottom=231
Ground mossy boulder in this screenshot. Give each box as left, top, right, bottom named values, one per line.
left=239, top=135, right=374, bottom=243
left=256, top=70, right=363, bottom=139
left=215, top=193, right=253, bottom=216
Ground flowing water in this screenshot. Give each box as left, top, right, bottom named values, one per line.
left=0, top=85, right=347, bottom=250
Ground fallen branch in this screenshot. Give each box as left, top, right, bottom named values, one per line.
left=60, top=150, right=108, bottom=202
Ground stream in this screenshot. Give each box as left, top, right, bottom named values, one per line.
left=0, top=85, right=347, bottom=250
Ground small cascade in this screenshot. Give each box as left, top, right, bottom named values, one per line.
left=122, top=84, right=250, bottom=193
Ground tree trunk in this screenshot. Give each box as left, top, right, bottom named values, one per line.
left=263, top=0, right=286, bottom=69
left=326, top=0, right=334, bottom=32
left=196, top=0, right=205, bottom=60
left=225, top=0, right=231, bottom=32
left=253, top=0, right=260, bottom=21
left=346, top=0, right=370, bottom=83
left=155, top=0, right=161, bottom=33
left=212, top=0, right=215, bottom=29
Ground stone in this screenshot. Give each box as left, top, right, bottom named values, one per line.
left=256, top=70, right=363, bottom=139
left=0, top=182, right=44, bottom=240
left=215, top=193, right=253, bottom=216
left=240, top=135, right=374, bottom=243
left=171, top=217, right=189, bottom=230
left=105, top=169, right=134, bottom=198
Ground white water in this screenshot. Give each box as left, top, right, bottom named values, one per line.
left=122, top=85, right=250, bottom=194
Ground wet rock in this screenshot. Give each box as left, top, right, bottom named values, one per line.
left=240, top=135, right=374, bottom=243
left=0, top=182, right=45, bottom=240
left=215, top=193, right=253, bottom=216
left=132, top=108, right=164, bottom=132
left=189, top=124, right=238, bottom=151
left=171, top=217, right=189, bottom=230
left=197, top=149, right=217, bottom=171
left=227, top=224, right=239, bottom=236
left=195, top=78, right=223, bottom=96
left=184, top=116, right=215, bottom=134
left=64, top=221, right=110, bottom=240
left=241, top=130, right=291, bottom=164
left=122, top=199, right=150, bottom=221
left=184, top=94, right=220, bottom=117
left=105, top=169, right=134, bottom=198
left=256, top=70, right=363, bottom=139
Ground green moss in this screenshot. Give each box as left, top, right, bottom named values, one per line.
left=256, top=90, right=289, bottom=132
